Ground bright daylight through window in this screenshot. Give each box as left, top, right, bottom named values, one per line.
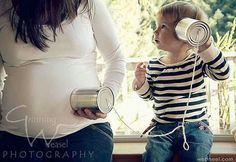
left=101, top=0, right=236, bottom=138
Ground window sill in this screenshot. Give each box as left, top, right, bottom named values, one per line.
left=113, top=136, right=236, bottom=162
left=113, top=141, right=236, bottom=155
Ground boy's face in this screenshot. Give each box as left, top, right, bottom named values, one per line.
left=153, top=15, right=185, bottom=52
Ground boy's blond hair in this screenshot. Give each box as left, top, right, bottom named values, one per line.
left=157, top=1, right=208, bottom=26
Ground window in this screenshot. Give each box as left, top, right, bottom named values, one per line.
left=102, top=0, right=236, bottom=139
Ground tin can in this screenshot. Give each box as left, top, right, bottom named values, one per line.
left=175, top=18, right=211, bottom=47
left=70, top=87, right=114, bottom=113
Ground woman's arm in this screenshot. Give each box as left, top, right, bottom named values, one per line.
left=90, top=0, right=126, bottom=98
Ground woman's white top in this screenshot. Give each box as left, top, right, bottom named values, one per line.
left=0, top=0, right=125, bottom=138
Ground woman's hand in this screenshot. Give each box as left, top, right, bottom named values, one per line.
left=133, top=62, right=147, bottom=90
left=73, top=108, right=107, bottom=120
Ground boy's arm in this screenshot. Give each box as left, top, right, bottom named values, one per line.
left=133, top=63, right=154, bottom=101
left=198, top=42, right=230, bottom=81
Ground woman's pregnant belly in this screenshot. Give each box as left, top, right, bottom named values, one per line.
left=0, top=58, right=102, bottom=138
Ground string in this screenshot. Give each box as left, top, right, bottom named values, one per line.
left=113, top=106, right=138, bottom=133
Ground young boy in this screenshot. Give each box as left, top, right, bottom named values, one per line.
left=133, top=1, right=230, bottom=162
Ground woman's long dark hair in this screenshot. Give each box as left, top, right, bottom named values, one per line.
left=10, top=0, right=89, bottom=51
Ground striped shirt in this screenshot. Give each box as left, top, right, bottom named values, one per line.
left=136, top=45, right=230, bottom=123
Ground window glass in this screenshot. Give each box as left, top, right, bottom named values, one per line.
left=102, top=0, right=236, bottom=136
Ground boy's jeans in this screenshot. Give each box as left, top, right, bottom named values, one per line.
left=0, top=122, right=113, bottom=162
left=143, top=120, right=213, bottom=162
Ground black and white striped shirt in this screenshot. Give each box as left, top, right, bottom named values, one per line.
left=136, top=46, right=230, bottom=123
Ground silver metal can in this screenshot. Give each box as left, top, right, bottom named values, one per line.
left=175, top=18, right=211, bottom=47
left=70, top=87, right=114, bottom=113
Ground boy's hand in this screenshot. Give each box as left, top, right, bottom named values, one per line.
left=198, top=36, right=213, bottom=53
left=133, top=62, right=147, bottom=90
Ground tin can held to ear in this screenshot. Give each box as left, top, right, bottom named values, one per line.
left=70, top=87, right=114, bottom=114
left=175, top=18, right=211, bottom=47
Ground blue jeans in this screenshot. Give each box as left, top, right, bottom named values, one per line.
left=0, top=122, right=113, bottom=162
left=143, top=120, right=213, bottom=162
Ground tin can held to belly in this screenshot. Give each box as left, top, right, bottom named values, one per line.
left=70, top=87, right=114, bottom=113
left=175, top=18, right=211, bottom=47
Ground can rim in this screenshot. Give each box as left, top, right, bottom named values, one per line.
left=97, top=86, right=114, bottom=113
